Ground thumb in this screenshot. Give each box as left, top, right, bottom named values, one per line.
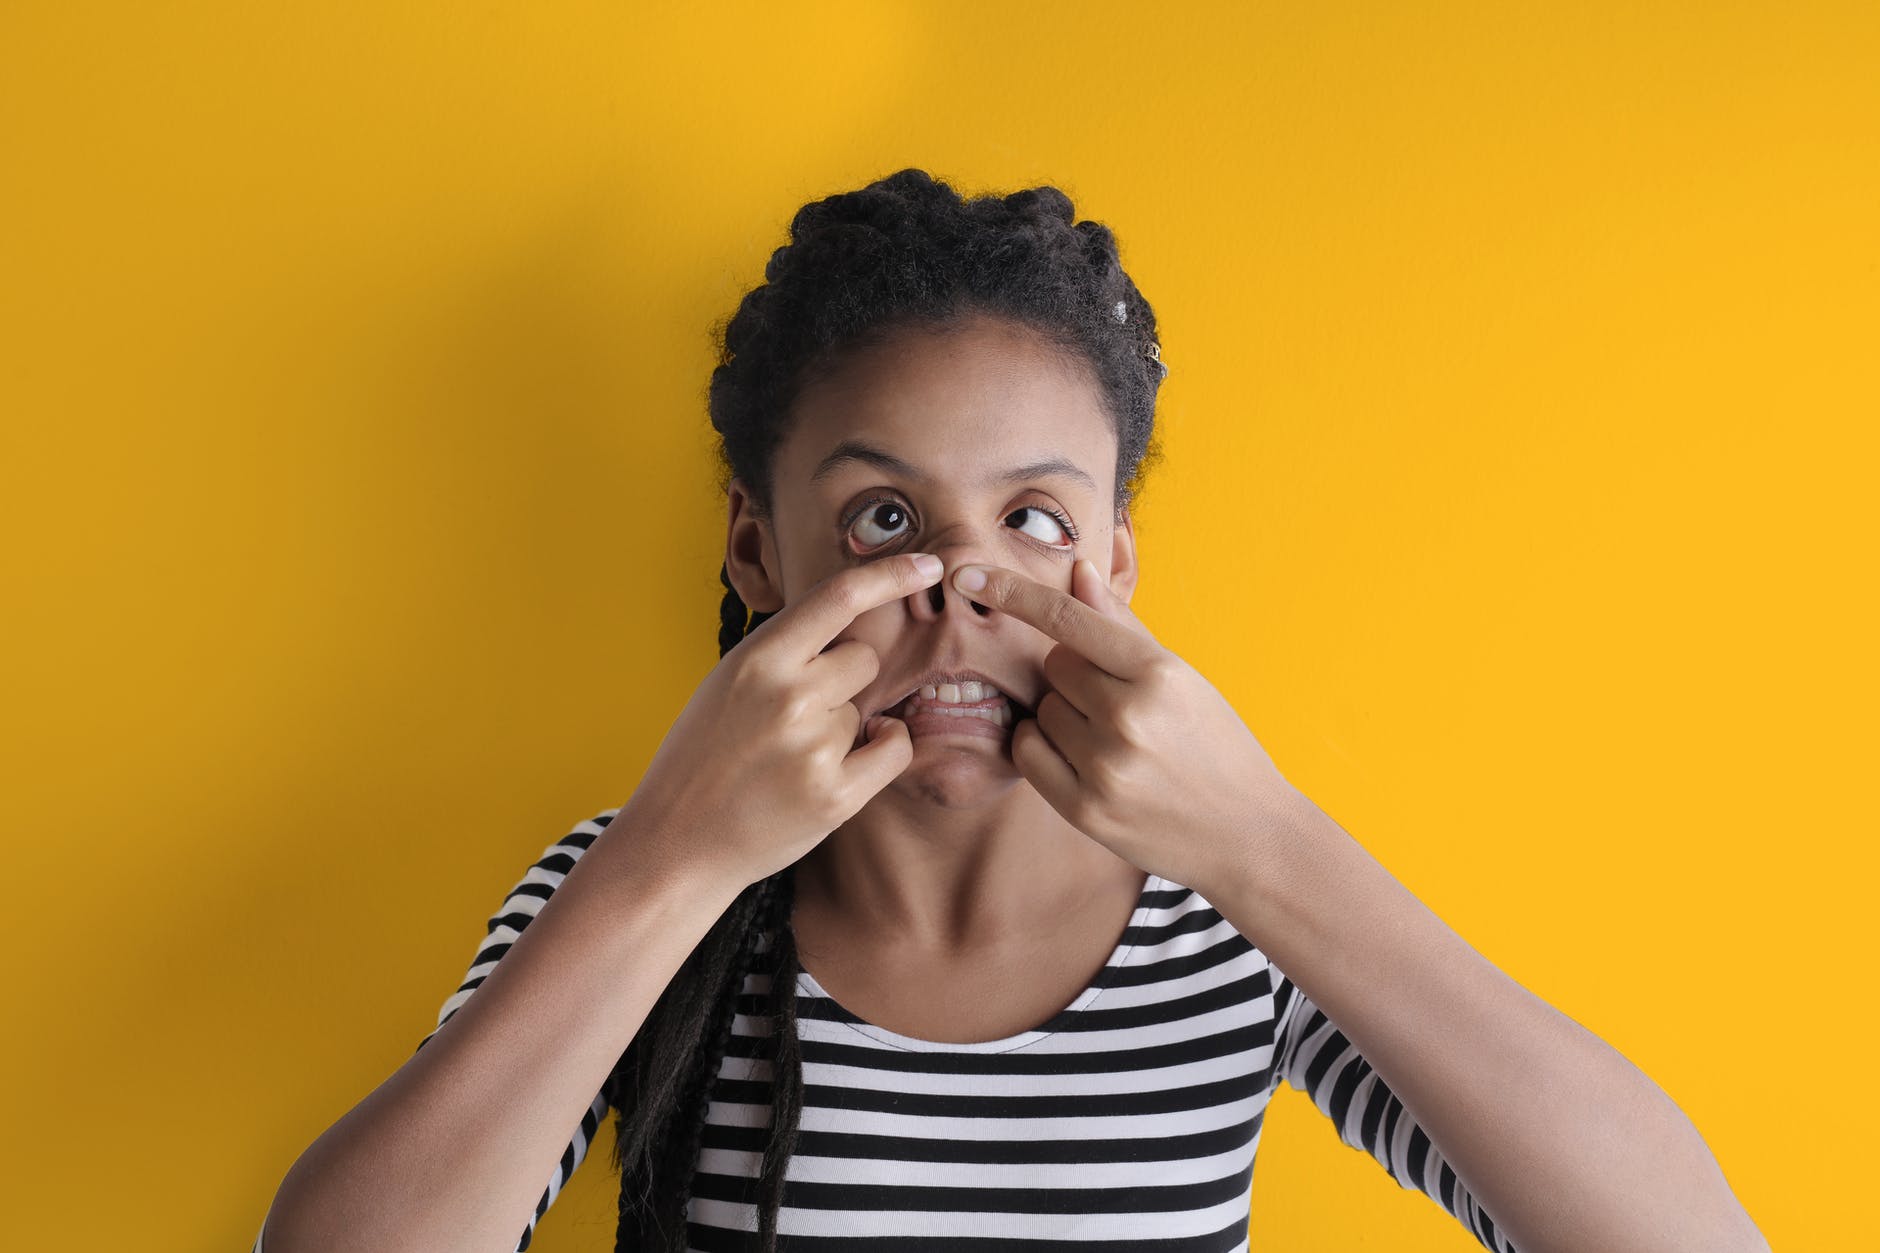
left=844, top=714, right=913, bottom=789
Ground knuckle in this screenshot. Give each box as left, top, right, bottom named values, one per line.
left=1094, top=749, right=1137, bottom=796
left=899, top=556, right=933, bottom=588
left=819, top=574, right=860, bottom=617
left=807, top=739, right=844, bottom=777
left=1145, top=656, right=1180, bottom=690
left=1043, top=597, right=1082, bottom=640
left=849, top=639, right=881, bottom=680
left=725, top=657, right=770, bottom=702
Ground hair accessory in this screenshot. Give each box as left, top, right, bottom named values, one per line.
left=1145, top=341, right=1167, bottom=377
left=1113, top=299, right=1128, bottom=324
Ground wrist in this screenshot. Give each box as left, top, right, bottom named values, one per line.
left=589, top=803, right=749, bottom=917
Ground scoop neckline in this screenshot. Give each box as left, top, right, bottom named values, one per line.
left=792, top=871, right=1164, bottom=1053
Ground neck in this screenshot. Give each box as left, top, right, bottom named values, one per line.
left=794, top=774, right=1141, bottom=953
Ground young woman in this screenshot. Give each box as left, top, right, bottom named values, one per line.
left=253, top=169, right=1766, bottom=1253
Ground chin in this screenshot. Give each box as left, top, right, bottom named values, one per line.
left=893, top=735, right=1024, bottom=807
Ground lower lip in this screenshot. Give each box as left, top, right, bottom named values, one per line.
left=893, top=697, right=1015, bottom=741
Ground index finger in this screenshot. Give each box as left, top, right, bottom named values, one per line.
left=759, top=552, right=946, bottom=659
left=951, top=564, right=1157, bottom=679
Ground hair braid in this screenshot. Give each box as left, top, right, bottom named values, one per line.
left=610, top=875, right=769, bottom=1250
left=718, top=562, right=776, bottom=658
left=757, top=864, right=804, bottom=1250
left=660, top=871, right=779, bottom=1251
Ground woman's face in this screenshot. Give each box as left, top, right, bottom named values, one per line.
left=724, top=312, right=1140, bottom=809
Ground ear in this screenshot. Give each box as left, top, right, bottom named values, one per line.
left=724, top=478, right=785, bottom=613
left=1108, top=504, right=1140, bottom=606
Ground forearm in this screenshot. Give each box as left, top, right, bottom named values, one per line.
left=1207, top=788, right=1767, bottom=1253
left=264, top=819, right=743, bottom=1253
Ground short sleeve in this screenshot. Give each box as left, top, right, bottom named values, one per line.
left=419, top=807, right=623, bottom=1250
left=252, top=807, right=625, bottom=1253
left=1268, top=962, right=1522, bottom=1253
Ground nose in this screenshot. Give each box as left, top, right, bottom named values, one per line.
left=905, top=540, right=997, bottom=623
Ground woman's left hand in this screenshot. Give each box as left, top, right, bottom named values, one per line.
left=951, top=558, right=1310, bottom=896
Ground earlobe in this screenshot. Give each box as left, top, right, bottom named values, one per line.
left=724, top=478, right=785, bottom=613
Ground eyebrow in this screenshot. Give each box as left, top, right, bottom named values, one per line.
left=808, top=438, right=1097, bottom=492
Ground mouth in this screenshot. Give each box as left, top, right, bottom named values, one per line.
left=873, top=671, right=1036, bottom=737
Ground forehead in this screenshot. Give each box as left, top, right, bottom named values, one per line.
left=776, top=314, right=1117, bottom=495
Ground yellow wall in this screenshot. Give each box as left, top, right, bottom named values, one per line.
left=4, top=3, right=1870, bottom=1248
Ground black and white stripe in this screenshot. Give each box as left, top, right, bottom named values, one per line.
left=254, top=807, right=1519, bottom=1252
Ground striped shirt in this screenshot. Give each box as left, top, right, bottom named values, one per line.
left=254, top=807, right=1519, bottom=1252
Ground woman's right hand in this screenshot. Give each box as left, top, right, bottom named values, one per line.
left=614, top=552, right=945, bottom=894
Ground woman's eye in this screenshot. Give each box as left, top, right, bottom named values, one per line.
left=1006, top=505, right=1073, bottom=547
left=849, top=500, right=912, bottom=549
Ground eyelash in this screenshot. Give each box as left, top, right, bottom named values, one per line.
left=839, top=493, right=1081, bottom=552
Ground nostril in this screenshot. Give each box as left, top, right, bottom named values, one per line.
left=928, top=584, right=944, bottom=612
left=970, top=599, right=989, bottom=617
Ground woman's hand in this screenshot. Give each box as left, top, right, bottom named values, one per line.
left=952, top=558, right=1308, bottom=896
left=618, top=552, right=944, bottom=894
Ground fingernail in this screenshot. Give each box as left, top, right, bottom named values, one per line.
left=911, top=553, right=943, bottom=577
left=954, top=566, right=987, bottom=592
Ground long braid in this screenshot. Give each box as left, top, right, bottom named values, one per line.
left=715, top=564, right=746, bottom=658
left=757, top=864, right=805, bottom=1251
left=661, top=871, right=779, bottom=1251
left=718, top=562, right=777, bottom=657
left=612, top=878, right=768, bottom=1250
left=611, top=568, right=789, bottom=1251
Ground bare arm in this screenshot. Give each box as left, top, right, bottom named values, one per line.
left=1212, top=789, right=1769, bottom=1253
left=258, top=808, right=743, bottom=1253
left=255, top=554, right=949, bottom=1251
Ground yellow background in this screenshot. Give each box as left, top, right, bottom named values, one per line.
left=3, top=2, right=1871, bottom=1249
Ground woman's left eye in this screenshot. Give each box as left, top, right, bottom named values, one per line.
left=1005, top=505, right=1074, bottom=547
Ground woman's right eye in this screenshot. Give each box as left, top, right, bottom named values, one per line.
left=848, top=499, right=912, bottom=550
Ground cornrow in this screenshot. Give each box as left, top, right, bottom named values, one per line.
left=606, top=166, right=1165, bottom=1252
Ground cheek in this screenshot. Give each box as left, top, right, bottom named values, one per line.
left=823, top=603, right=902, bottom=655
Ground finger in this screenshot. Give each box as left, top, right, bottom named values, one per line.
left=805, top=637, right=881, bottom=708
left=1040, top=642, right=1125, bottom=719
left=1011, top=716, right=1080, bottom=812
left=762, top=552, right=945, bottom=660
left=1033, top=687, right=1102, bottom=768
left=952, top=563, right=1156, bottom=680
left=1071, top=555, right=1143, bottom=628
left=836, top=698, right=864, bottom=746
left=839, top=711, right=914, bottom=803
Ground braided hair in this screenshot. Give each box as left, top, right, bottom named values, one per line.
left=603, top=167, right=1167, bottom=1252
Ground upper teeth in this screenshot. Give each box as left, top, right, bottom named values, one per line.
left=921, top=681, right=996, bottom=703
